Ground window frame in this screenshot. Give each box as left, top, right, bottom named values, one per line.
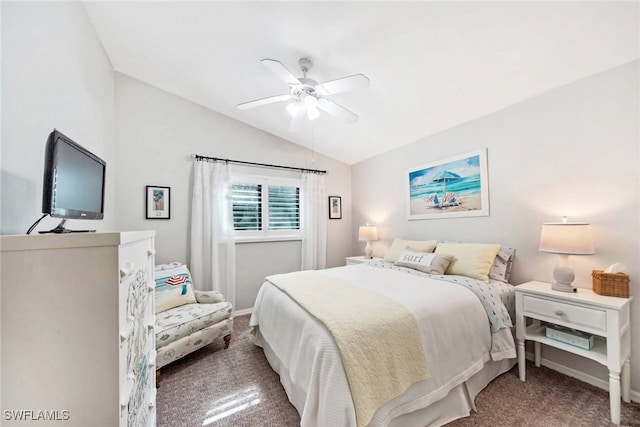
left=230, top=173, right=303, bottom=242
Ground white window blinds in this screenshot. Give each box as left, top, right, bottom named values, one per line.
left=231, top=176, right=302, bottom=239
left=268, top=185, right=300, bottom=230
left=231, top=183, right=262, bottom=231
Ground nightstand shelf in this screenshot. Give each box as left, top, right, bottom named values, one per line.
left=524, top=323, right=607, bottom=365
left=515, top=280, right=632, bottom=425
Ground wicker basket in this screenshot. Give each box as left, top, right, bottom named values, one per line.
left=592, top=270, right=629, bottom=298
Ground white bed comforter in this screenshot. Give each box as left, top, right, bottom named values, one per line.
left=250, top=264, right=513, bottom=427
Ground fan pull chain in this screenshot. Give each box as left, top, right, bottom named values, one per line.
left=311, top=123, right=316, bottom=164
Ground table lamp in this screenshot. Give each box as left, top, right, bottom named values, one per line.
left=358, top=224, right=378, bottom=259
left=539, top=217, right=594, bottom=292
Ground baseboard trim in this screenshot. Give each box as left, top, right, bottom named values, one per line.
left=234, top=308, right=253, bottom=317
left=525, top=352, right=639, bottom=403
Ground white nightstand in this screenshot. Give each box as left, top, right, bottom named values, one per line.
left=345, top=256, right=383, bottom=265
left=515, top=281, right=632, bottom=424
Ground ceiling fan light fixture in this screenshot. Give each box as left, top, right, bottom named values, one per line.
left=307, top=106, right=320, bottom=121
left=286, top=101, right=304, bottom=117
left=302, top=93, right=318, bottom=109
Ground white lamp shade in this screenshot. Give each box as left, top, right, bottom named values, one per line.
left=539, top=223, right=594, bottom=255
left=358, top=225, right=378, bottom=241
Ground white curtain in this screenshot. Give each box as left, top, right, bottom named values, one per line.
left=190, top=160, right=236, bottom=308
left=300, top=172, right=327, bottom=270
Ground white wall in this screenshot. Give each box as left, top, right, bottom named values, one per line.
left=114, top=73, right=352, bottom=310
left=1, top=1, right=115, bottom=235
left=351, top=61, right=640, bottom=395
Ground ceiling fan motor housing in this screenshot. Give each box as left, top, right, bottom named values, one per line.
left=291, top=81, right=319, bottom=100
left=292, top=58, right=319, bottom=101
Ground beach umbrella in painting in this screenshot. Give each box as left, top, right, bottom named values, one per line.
left=432, top=171, right=461, bottom=207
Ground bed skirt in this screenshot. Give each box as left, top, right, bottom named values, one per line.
left=254, top=328, right=516, bottom=427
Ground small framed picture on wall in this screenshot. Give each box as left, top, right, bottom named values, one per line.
left=146, top=186, right=171, bottom=219
left=328, top=196, right=342, bottom=219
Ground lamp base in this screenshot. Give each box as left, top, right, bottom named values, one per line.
left=552, top=264, right=577, bottom=293
left=551, top=282, right=577, bottom=293
left=364, top=241, right=373, bottom=259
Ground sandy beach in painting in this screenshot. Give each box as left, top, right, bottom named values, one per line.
left=410, top=194, right=482, bottom=216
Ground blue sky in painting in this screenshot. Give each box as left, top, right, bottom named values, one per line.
left=409, top=155, right=480, bottom=187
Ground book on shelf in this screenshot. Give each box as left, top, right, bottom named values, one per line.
left=545, top=324, right=594, bottom=350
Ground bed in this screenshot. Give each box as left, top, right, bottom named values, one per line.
left=249, top=245, right=517, bottom=427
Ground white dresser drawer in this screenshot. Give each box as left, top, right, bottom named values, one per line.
left=522, top=295, right=606, bottom=333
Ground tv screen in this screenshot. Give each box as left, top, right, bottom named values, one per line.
left=42, top=130, right=106, bottom=220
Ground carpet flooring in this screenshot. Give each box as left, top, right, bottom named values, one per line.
left=157, top=314, right=639, bottom=426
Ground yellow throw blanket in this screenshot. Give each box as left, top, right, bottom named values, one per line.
left=267, top=270, right=429, bottom=427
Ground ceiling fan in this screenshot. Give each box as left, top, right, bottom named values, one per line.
left=237, top=57, right=370, bottom=132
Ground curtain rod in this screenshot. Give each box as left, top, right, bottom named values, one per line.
left=192, top=154, right=326, bottom=174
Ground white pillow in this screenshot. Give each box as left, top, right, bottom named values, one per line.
left=434, top=242, right=501, bottom=283
left=394, top=249, right=454, bottom=275
left=383, top=238, right=438, bottom=263
left=194, top=290, right=225, bottom=304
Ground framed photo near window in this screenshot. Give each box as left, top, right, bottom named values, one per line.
left=146, top=186, right=171, bottom=219
left=328, top=196, right=342, bottom=220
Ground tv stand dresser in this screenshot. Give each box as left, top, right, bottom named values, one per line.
left=0, top=231, right=156, bottom=427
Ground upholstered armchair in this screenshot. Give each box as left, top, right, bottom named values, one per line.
left=154, top=263, right=233, bottom=370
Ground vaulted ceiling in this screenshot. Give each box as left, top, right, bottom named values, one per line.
left=84, top=1, right=639, bottom=165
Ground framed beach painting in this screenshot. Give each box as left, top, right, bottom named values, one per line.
left=146, top=185, right=171, bottom=219
left=407, top=149, right=489, bottom=220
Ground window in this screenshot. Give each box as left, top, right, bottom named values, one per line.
left=231, top=183, right=262, bottom=231
left=268, top=185, right=300, bottom=230
left=231, top=175, right=301, bottom=240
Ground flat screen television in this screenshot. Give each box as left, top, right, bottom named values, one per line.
left=40, top=129, right=106, bottom=233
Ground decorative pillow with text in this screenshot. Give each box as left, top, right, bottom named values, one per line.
left=394, top=249, right=454, bottom=275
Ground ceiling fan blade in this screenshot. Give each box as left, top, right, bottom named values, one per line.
left=289, top=108, right=305, bottom=132
left=261, top=58, right=301, bottom=86
left=237, top=94, right=292, bottom=110
left=315, top=74, right=370, bottom=96
left=317, top=98, right=359, bottom=124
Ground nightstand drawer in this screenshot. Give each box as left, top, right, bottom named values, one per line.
left=523, top=295, right=606, bottom=333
